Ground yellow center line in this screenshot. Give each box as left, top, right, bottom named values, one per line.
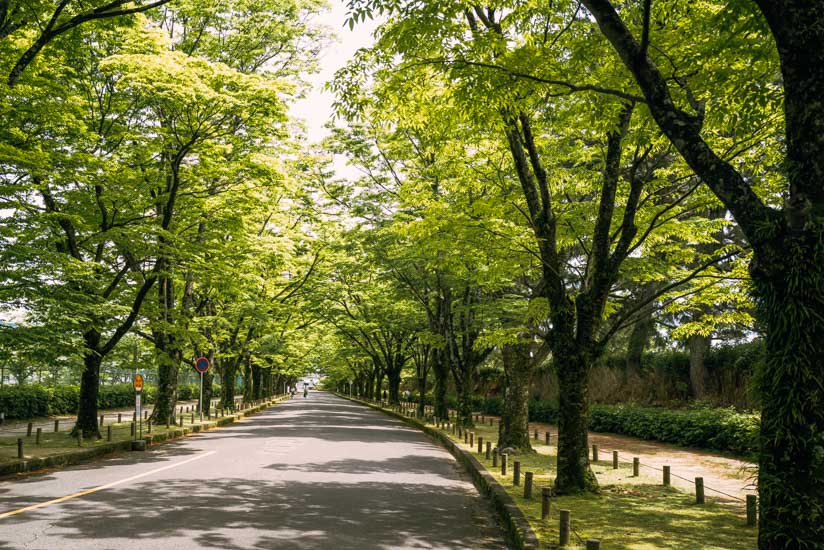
left=0, top=450, right=217, bottom=519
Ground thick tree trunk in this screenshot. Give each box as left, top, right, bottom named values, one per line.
left=150, top=333, right=180, bottom=425
left=453, top=373, right=474, bottom=427
left=221, top=360, right=237, bottom=410
left=753, top=234, right=824, bottom=548
left=252, top=364, right=261, bottom=400
left=688, top=334, right=709, bottom=399
left=242, top=357, right=253, bottom=402
left=625, top=284, right=657, bottom=380
left=202, top=370, right=213, bottom=415
left=416, top=369, right=428, bottom=417
left=387, top=367, right=401, bottom=405
left=74, top=336, right=103, bottom=439
left=498, top=343, right=533, bottom=451
left=432, top=355, right=449, bottom=420
left=554, top=350, right=597, bottom=494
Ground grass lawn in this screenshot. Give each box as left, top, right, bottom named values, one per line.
left=425, top=413, right=757, bottom=549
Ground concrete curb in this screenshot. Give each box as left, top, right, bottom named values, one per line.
left=340, top=395, right=541, bottom=550
left=0, top=395, right=290, bottom=478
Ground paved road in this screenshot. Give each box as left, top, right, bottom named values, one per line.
left=0, top=392, right=507, bottom=549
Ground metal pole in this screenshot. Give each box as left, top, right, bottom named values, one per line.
left=199, top=371, right=204, bottom=422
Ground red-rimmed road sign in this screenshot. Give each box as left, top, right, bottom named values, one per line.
left=133, top=374, right=144, bottom=393
left=195, top=357, right=210, bottom=373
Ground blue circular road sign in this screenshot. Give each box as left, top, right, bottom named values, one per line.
left=195, top=357, right=210, bottom=373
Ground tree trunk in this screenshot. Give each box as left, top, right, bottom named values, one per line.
left=753, top=234, right=824, bottom=548
left=688, top=334, right=709, bottom=399
left=453, top=372, right=474, bottom=427
left=387, top=367, right=401, bottom=405
left=242, top=357, right=253, bottom=402
left=498, top=343, right=533, bottom=451
left=150, top=333, right=180, bottom=425
left=432, top=355, right=449, bottom=420
left=221, top=359, right=237, bottom=410
left=252, top=364, right=261, bottom=400
left=553, top=349, right=597, bottom=494
left=416, top=368, right=428, bottom=417
left=74, top=336, right=103, bottom=439
left=625, top=284, right=657, bottom=380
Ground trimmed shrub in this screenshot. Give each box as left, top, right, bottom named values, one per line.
left=0, top=383, right=162, bottom=419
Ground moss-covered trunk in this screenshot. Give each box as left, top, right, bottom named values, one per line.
left=498, top=342, right=533, bottom=451
left=221, top=359, right=237, bottom=410
left=432, top=354, right=449, bottom=420
left=453, top=372, right=474, bottom=427
left=252, top=364, right=261, bottom=400
left=74, top=332, right=102, bottom=439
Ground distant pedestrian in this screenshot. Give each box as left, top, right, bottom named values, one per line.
left=303, top=387, right=308, bottom=398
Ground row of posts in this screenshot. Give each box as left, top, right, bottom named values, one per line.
left=14, top=396, right=283, bottom=460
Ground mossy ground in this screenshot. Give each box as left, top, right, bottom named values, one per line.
left=425, top=412, right=757, bottom=549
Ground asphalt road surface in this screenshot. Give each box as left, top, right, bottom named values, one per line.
left=0, top=392, right=508, bottom=549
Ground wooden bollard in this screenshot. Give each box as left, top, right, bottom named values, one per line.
left=469, top=432, right=474, bottom=447
left=148, top=420, right=152, bottom=434
left=118, top=413, right=122, bottom=423
left=492, top=448, right=498, bottom=468
left=559, top=509, right=571, bottom=546
left=501, top=453, right=508, bottom=475
left=166, top=418, right=170, bottom=429
left=144, top=411, right=148, bottom=420
left=107, top=425, right=112, bottom=441
left=130, top=422, right=135, bottom=436
left=191, top=413, right=194, bottom=424
left=35, top=428, right=42, bottom=445
left=534, top=429, right=538, bottom=440
left=514, top=460, right=521, bottom=485
left=695, top=477, right=705, bottom=504
left=586, top=540, right=601, bottom=550
left=54, top=419, right=59, bottom=432
left=99, top=415, right=104, bottom=427
left=613, top=450, right=618, bottom=469
left=464, top=430, right=469, bottom=444
left=26, top=422, right=33, bottom=437
left=633, top=457, right=640, bottom=476
left=486, top=441, right=491, bottom=460
left=77, top=432, right=83, bottom=447
left=458, top=425, right=462, bottom=438
left=541, top=487, right=552, bottom=520
left=592, top=444, right=599, bottom=462
left=133, top=412, right=136, bottom=423
left=17, top=438, right=23, bottom=459
left=488, top=418, right=493, bottom=426
left=179, top=416, right=184, bottom=427
left=478, top=436, right=483, bottom=454
left=663, top=465, right=671, bottom=486
left=523, top=471, right=533, bottom=499
left=545, top=432, right=550, bottom=446
left=746, top=494, right=757, bottom=526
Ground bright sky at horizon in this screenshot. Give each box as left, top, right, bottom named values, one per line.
left=289, top=1, right=380, bottom=145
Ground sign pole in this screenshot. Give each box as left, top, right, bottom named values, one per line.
left=199, top=370, right=204, bottom=422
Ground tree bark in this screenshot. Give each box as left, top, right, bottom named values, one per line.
left=74, top=334, right=103, bottom=438
left=387, top=366, right=401, bottom=404
left=688, top=334, right=709, bottom=399
left=432, top=353, right=449, bottom=420
left=252, top=364, right=262, bottom=400
left=497, top=342, right=533, bottom=451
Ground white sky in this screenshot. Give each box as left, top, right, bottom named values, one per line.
left=289, top=1, right=380, bottom=145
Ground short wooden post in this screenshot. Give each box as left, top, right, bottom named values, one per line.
left=534, top=429, right=538, bottom=440
left=464, top=430, right=468, bottom=444
left=663, top=465, right=671, bottom=486
left=107, top=425, right=112, bottom=441
left=592, top=444, right=599, bottom=462
left=144, top=411, right=148, bottom=420
left=492, top=448, right=498, bottom=468
left=26, top=422, right=33, bottom=437
left=586, top=540, right=601, bottom=550
left=179, top=416, right=184, bottom=427
left=148, top=420, right=152, bottom=434
left=99, top=415, right=104, bottom=427
left=35, top=428, right=42, bottom=445
left=17, top=438, right=23, bottom=459
left=633, top=457, right=640, bottom=476
left=118, top=413, right=122, bottom=424
left=559, top=509, right=571, bottom=547
left=612, top=450, right=618, bottom=469
left=469, top=432, right=474, bottom=447
left=695, top=477, right=705, bottom=504
left=77, top=432, right=83, bottom=447
left=478, top=436, right=483, bottom=454
left=524, top=471, right=533, bottom=499
left=513, top=460, right=521, bottom=486
left=545, top=432, right=550, bottom=446
left=130, top=422, right=135, bottom=436
left=501, top=453, right=508, bottom=476
left=488, top=418, right=493, bottom=426
left=541, top=487, right=552, bottom=520
left=746, top=494, right=757, bottom=526
left=191, top=413, right=194, bottom=424
left=486, top=441, right=491, bottom=460
left=133, top=412, right=136, bottom=423
left=458, top=425, right=462, bottom=438
left=166, top=418, right=170, bottom=429
left=54, top=419, right=59, bottom=432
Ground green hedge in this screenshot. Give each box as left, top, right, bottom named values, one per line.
left=0, top=383, right=222, bottom=419
left=414, top=394, right=759, bottom=457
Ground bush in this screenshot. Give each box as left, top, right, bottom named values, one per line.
left=177, top=384, right=199, bottom=400
left=0, top=383, right=160, bottom=419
